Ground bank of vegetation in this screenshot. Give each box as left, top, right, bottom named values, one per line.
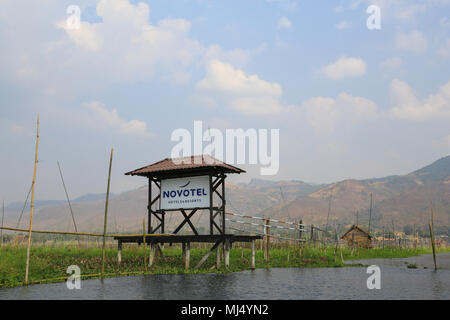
left=0, top=242, right=448, bottom=288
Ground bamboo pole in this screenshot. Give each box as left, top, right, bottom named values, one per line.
left=101, top=148, right=114, bottom=278
left=298, top=219, right=303, bottom=257
left=324, top=194, right=332, bottom=247
left=25, top=115, right=39, bottom=285
left=1, top=200, right=4, bottom=246
left=428, top=222, right=437, bottom=271
left=368, top=193, right=373, bottom=234
left=57, top=161, right=78, bottom=233
left=143, top=218, right=147, bottom=272
left=430, top=201, right=434, bottom=229
left=0, top=226, right=170, bottom=238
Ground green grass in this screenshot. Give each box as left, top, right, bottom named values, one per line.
left=0, top=243, right=448, bottom=288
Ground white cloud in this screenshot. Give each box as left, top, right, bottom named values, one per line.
left=303, top=93, right=378, bottom=134
left=433, top=134, right=450, bottom=152
left=396, top=30, right=428, bottom=53
left=438, top=38, right=450, bottom=58
left=83, top=101, right=150, bottom=136
left=10, top=124, right=32, bottom=136
left=277, top=17, right=292, bottom=30
left=266, top=0, right=299, bottom=11
left=204, top=43, right=266, bottom=67
left=56, top=21, right=102, bottom=52
left=196, top=59, right=284, bottom=115
left=332, top=6, right=345, bottom=13
left=441, top=17, right=450, bottom=28
left=335, top=20, right=352, bottom=30
left=381, top=57, right=403, bottom=69
left=395, top=4, right=427, bottom=21
left=390, top=78, right=450, bottom=120
left=320, top=57, right=366, bottom=80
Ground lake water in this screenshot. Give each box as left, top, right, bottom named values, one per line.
left=1, top=253, right=449, bottom=300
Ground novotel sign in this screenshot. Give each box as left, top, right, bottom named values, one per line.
left=160, top=175, right=210, bottom=210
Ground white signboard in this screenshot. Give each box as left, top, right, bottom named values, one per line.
left=160, top=175, right=210, bottom=210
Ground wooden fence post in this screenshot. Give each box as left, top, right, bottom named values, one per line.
left=251, top=239, right=255, bottom=270
left=265, top=219, right=270, bottom=263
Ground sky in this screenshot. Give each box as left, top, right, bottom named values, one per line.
left=0, top=0, right=450, bottom=204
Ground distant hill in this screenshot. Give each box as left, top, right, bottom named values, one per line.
left=3, top=155, right=449, bottom=234
left=262, top=155, right=450, bottom=230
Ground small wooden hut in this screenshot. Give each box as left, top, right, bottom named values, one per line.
left=341, top=225, right=372, bottom=248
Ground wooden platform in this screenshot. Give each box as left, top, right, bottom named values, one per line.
left=113, top=234, right=262, bottom=270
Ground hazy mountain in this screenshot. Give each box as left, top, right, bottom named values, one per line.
left=3, top=155, right=449, bottom=233
left=262, top=156, right=450, bottom=229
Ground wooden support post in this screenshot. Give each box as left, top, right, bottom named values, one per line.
left=101, top=148, right=114, bottom=279
left=185, top=242, right=191, bottom=270
left=117, top=240, right=122, bottom=267
left=143, top=218, right=147, bottom=272
left=265, top=219, right=270, bottom=263
left=310, top=224, right=314, bottom=244
left=216, top=245, right=221, bottom=269
left=149, top=243, right=156, bottom=267
left=25, top=115, right=40, bottom=285
left=224, top=239, right=230, bottom=269
left=209, top=175, right=213, bottom=235
left=251, top=240, right=255, bottom=270
left=148, top=178, right=152, bottom=234
left=429, top=222, right=437, bottom=271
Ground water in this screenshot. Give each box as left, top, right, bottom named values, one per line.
left=1, top=254, right=449, bottom=300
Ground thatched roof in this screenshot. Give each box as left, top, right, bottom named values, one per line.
left=341, top=224, right=372, bottom=240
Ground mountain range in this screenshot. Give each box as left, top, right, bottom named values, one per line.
left=2, top=156, right=449, bottom=235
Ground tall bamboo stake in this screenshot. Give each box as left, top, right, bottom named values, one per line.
left=368, top=193, right=373, bottom=234
left=1, top=200, right=4, bottom=245
left=430, top=201, right=435, bottom=232
left=25, top=115, right=40, bottom=285
left=57, top=161, right=78, bottom=233
left=428, top=222, right=437, bottom=271
left=324, top=194, right=332, bottom=247
left=101, top=148, right=114, bottom=278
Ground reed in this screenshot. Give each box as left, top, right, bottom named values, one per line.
left=1, top=242, right=446, bottom=288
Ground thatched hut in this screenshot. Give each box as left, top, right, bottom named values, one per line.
left=341, top=225, right=372, bottom=248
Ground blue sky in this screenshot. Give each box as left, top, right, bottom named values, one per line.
left=1, top=0, right=450, bottom=203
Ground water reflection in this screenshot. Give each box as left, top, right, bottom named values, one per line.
left=1, top=255, right=449, bottom=300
